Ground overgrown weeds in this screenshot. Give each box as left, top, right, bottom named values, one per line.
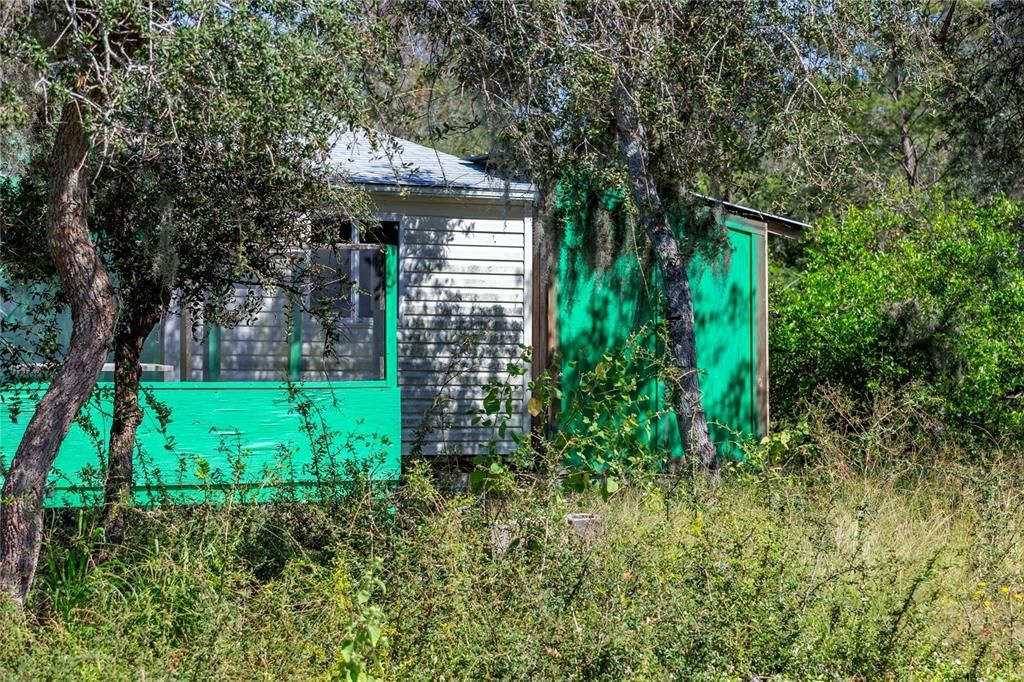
left=2, top=442, right=1022, bottom=679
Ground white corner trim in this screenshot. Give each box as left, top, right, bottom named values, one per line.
left=522, top=212, right=535, bottom=434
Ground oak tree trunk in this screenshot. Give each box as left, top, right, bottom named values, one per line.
left=615, top=89, right=718, bottom=472
left=900, top=118, right=919, bottom=189
left=101, top=289, right=167, bottom=550
left=0, top=102, right=118, bottom=606
left=889, top=59, right=919, bottom=188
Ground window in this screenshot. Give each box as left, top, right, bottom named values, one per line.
left=191, top=222, right=397, bottom=383
left=1, top=290, right=178, bottom=382
left=208, top=282, right=294, bottom=382
left=298, top=245, right=385, bottom=381
left=2, top=224, right=396, bottom=385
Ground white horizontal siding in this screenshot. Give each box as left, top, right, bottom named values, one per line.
left=217, top=285, right=290, bottom=379
left=399, top=315, right=523, bottom=332
left=410, top=442, right=517, bottom=457
left=402, top=216, right=525, bottom=234
left=396, top=329, right=524, bottom=345
left=403, top=397, right=523, bottom=414
left=400, top=356, right=516, bottom=374
left=400, top=382, right=515, bottom=399
left=400, top=369, right=520, bottom=389
left=399, top=244, right=524, bottom=262
left=218, top=370, right=290, bottom=382
left=403, top=228, right=524, bottom=247
left=398, top=211, right=530, bottom=458
left=300, top=341, right=377, bottom=356
left=405, top=273, right=525, bottom=289
left=402, top=425, right=523, bottom=445
left=399, top=342, right=524, bottom=359
left=403, top=286, right=524, bottom=303
left=403, top=259, right=524, bottom=276
left=400, top=301, right=524, bottom=317
left=401, top=415, right=525, bottom=431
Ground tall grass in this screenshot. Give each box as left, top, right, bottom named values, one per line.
left=2, top=392, right=1023, bottom=680
left=1, top=478, right=1021, bottom=677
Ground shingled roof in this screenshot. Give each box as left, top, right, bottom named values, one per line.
left=328, top=130, right=535, bottom=199
left=328, top=130, right=806, bottom=235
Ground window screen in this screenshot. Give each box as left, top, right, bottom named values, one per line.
left=214, top=284, right=293, bottom=382
left=186, top=222, right=394, bottom=383
left=1, top=287, right=181, bottom=383
left=2, top=226, right=394, bottom=385
left=300, top=245, right=386, bottom=381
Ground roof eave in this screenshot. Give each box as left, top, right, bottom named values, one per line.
left=692, top=193, right=810, bottom=238
left=344, top=178, right=539, bottom=203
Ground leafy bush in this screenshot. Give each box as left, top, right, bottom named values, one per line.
left=468, top=329, right=675, bottom=501
left=770, top=192, right=1024, bottom=438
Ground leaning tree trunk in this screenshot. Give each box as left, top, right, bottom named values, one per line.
left=101, top=287, right=167, bottom=550
left=0, top=102, right=118, bottom=605
left=615, top=90, right=718, bottom=472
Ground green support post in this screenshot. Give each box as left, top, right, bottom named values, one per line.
left=385, top=244, right=398, bottom=387
left=207, top=325, right=221, bottom=382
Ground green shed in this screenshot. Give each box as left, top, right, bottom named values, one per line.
left=534, top=191, right=805, bottom=458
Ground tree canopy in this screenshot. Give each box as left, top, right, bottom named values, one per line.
left=0, top=0, right=399, bottom=603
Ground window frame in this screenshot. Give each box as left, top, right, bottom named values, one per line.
left=292, top=241, right=389, bottom=383
left=144, top=240, right=397, bottom=391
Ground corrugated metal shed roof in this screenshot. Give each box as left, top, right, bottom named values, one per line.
left=329, top=130, right=534, bottom=197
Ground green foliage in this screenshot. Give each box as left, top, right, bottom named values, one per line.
left=550, top=329, right=673, bottom=499
left=734, top=2, right=1024, bottom=217
left=418, top=1, right=827, bottom=201
left=467, top=346, right=533, bottom=496
left=1, top=426, right=1023, bottom=679
left=328, top=558, right=387, bottom=682
left=36, top=512, right=98, bottom=621
left=771, top=192, right=1024, bottom=438
left=1, top=0, right=390, bottom=335
left=466, top=331, right=677, bottom=502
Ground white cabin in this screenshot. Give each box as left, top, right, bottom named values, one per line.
left=332, top=132, right=537, bottom=457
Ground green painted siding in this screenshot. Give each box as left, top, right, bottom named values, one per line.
left=1, top=246, right=401, bottom=506
left=1, top=382, right=401, bottom=507
left=557, top=206, right=765, bottom=459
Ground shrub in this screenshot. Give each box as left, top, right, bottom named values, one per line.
left=469, top=329, right=674, bottom=501
left=770, top=192, right=1024, bottom=439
